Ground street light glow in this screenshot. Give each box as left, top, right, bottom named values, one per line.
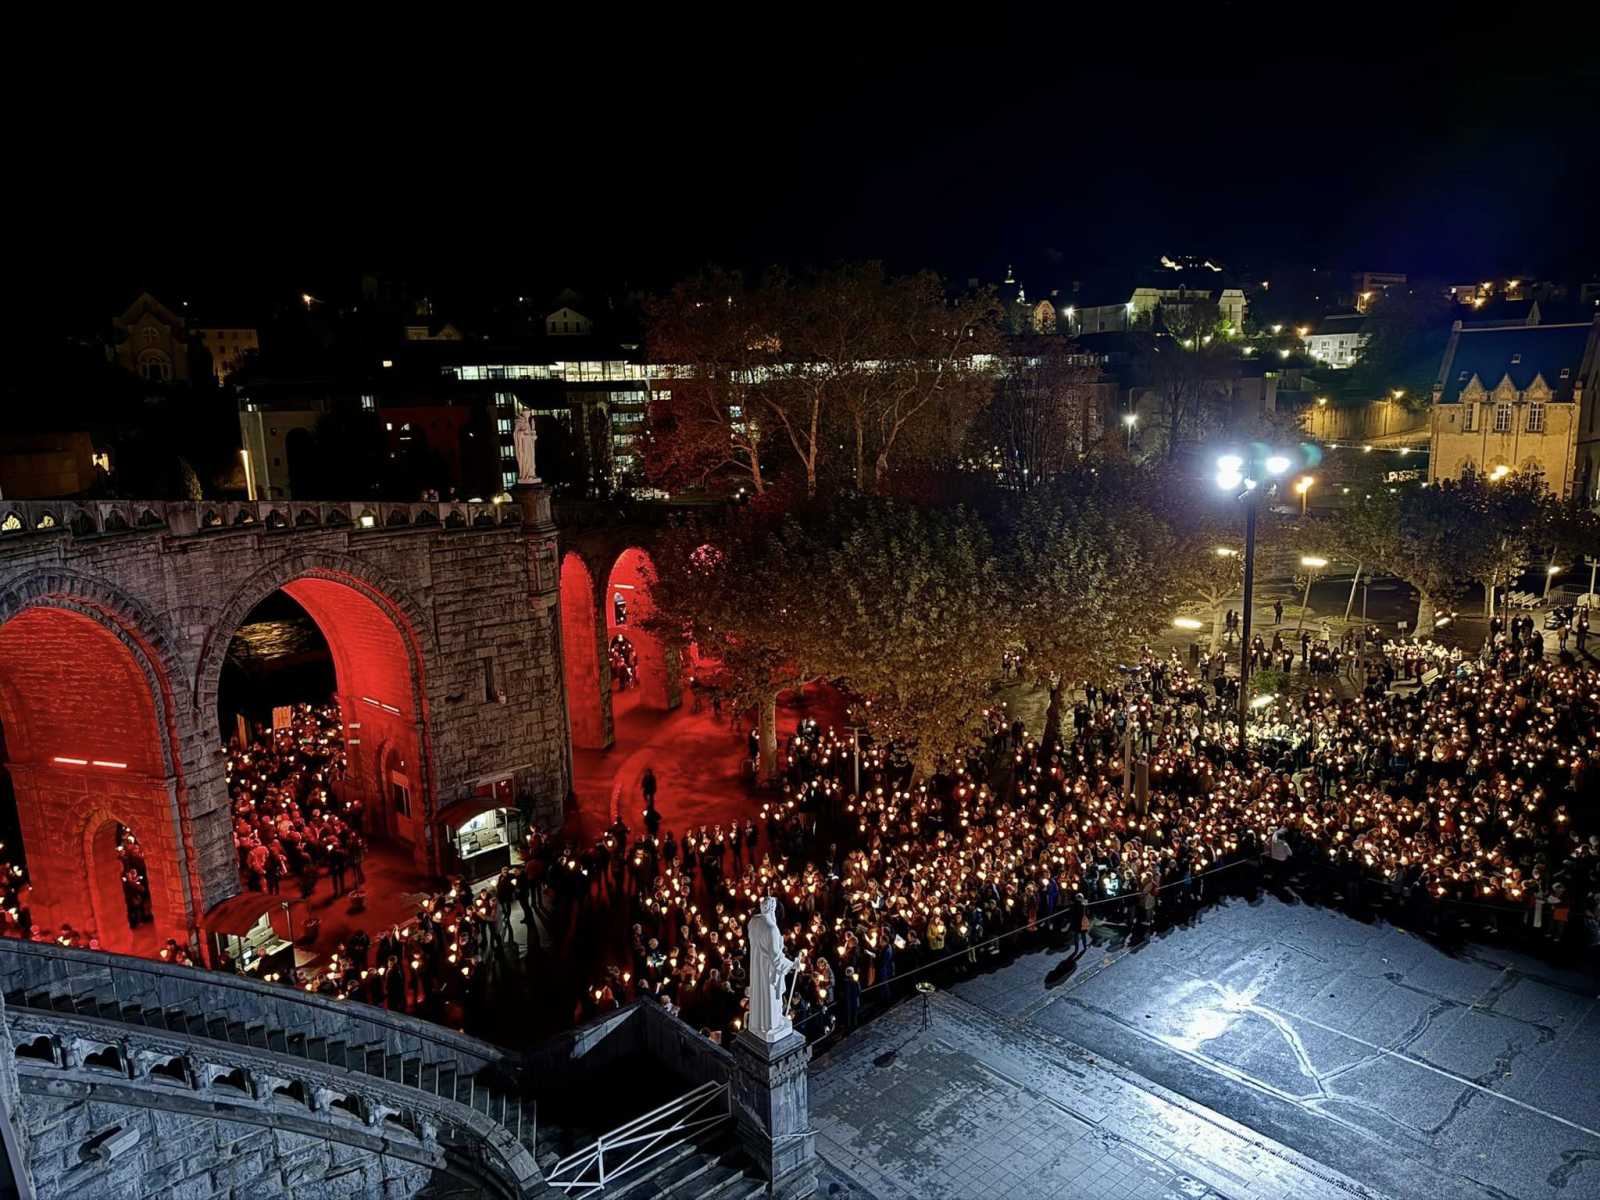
left=1271, top=324, right=1283, bottom=334
left=1295, top=476, right=1314, bottom=494
left=1265, top=455, right=1292, bottom=475
left=1250, top=694, right=1277, bottom=709
left=1301, top=556, right=1328, bottom=568
left=1123, top=414, right=1138, bottom=427
left=1215, top=546, right=1237, bottom=557
left=1490, top=464, right=1510, bottom=480
left=1173, top=617, right=1204, bottom=630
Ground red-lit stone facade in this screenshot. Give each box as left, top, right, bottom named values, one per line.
left=0, top=496, right=568, bottom=959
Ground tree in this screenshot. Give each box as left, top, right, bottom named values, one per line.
left=1454, top=470, right=1553, bottom=616
left=643, top=269, right=780, bottom=496
left=998, top=464, right=1184, bottom=746
left=1329, top=481, right=1485, bottom=635
left=861, top=275, right=1001, bottom=491
left=980, top=339, right=1101, bottom=487
left=1347, top=289, right=1452, bottom=406
left=1136, top=337, right=1233, bottom=462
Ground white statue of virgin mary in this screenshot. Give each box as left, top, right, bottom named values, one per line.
left=512, top=406, right=538, bottom=484
left=745, top=896, right=796, bottom=1042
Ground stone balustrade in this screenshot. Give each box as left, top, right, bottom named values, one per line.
left=0, top=496, right=550, bottom=542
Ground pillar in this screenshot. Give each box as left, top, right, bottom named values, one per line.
left=731, top=1029, right=816, bottom=1200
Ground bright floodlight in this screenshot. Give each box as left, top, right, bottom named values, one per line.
left=1215, top=546, right=1237, bottom=557
left=1490, top=464, right=1510, bottom=480
left=1548, top=565, right=1561, bottom=575
left=1123, top=413, right=1138, bottom=427
left=1265, top=455, right=1292, bottom=475
left=1173, top=617, right=1204, bottom=630
left=1301, top=556, right=1328, bottom=568
left=1295, top=476, right=1314, bottom=494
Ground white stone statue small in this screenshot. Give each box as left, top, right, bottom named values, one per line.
left=513, top=407, right=538, bottom=484
left=746, top=896, right=796, bottom=1043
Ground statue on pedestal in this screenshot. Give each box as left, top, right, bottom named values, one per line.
left=746, top=897, right=796, bottom=1043
left=513, top=406, right=538, bottom=484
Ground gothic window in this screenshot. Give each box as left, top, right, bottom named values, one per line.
left=1527, top=402, right=1545, bottom=433
left=1494, top=402, right=1512, bottom=433
left=1462, top=403, right=1474, bottom=432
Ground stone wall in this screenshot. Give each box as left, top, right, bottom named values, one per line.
left=0, top=496, right=570, bottom=956
left=17, top=1093, right=435, bottom=1200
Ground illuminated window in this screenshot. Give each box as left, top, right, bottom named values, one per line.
left=1461, top=404, right=1474, bottom=432
left=1526, top=402, right=1544, bottom=433
left=360, top=394, right=375, bottom=411
left=497, top=418, right=513, bottom=434
left=502, top=470, right=517, bottom=489
left=1494, top=402, right=1512, bottom=432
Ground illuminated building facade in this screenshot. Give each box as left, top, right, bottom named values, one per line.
left=1427, top=316, right=1600, bottom=507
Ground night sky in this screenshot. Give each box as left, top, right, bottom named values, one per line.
left=26, top=10, right=1600, bottom=324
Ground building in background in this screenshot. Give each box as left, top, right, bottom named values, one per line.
left=0, top=432, right=99, bottom=499
left=192, top=325, right=260, bottom=383
left=1304, top=312, right=1367, bottom=368
left=1427, top=315, right=1600, bottom=506
left=1351, top=271, right=1406, bottom=312
left=113, top=293, right=190, bottom=382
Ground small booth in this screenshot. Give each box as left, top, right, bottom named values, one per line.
left=449, top=809, right=515, bottom=882
left=208, top=909, right=296, bottom=982
left=439, top=773, right=524, bottom=884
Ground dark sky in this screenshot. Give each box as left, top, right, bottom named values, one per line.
left=23, top=8, right=1600, bottom=324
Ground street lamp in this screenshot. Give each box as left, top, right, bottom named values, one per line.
left=1490, top=464, right=1510, bottom=481
left=1544, top=563, right=1562, bottom=601
left=1295, top=474, right=1315, bottom=515
left=1123, top=413, right=1137, bottom=449
left=1297, top=556, right=1328, bottom=632
left=1173, top=617, right=1204, bottom=631
left=1218, top=450, right=1293, bottom=739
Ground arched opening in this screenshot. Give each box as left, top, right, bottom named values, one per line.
left=0, top=605, right=183, bottom=953
left=86, top=820, right=153, bottom=947
left=606, top=548, right=678, bottom=713
left=206, top=569, right=432, bottom=972
left=559, top=553, right=611, bottom=749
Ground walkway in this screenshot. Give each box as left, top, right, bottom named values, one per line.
left=568, top=682, right=848, bottom=843
left=812, top=986, right=1374, bottom=1200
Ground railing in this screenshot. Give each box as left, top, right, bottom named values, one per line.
left=544, top=1080, right=731, bottom=1197
left=0, top=497, right=536, bottom=542
left=0, top=939, right=508, bottom=1078
left=5, top=1004, right=540, bottom=1198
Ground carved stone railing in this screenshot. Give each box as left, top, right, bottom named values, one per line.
left=0, top=940, right=508, bottom=1081
left=0, top=497, right=543, bottom=542
left=6, top=1006, right=538, bottom=1198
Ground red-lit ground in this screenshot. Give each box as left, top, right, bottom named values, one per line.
left=568, top=681, right=848, bottom=843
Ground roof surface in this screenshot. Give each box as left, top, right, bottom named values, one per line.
left=1438, top=320, right=1596, bottom=404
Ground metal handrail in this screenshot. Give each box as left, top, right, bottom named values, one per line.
left=545, top=1080, right=731, bottom=1197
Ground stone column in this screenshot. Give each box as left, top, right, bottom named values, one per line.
left=731, top=1029, right=815, bottom=1200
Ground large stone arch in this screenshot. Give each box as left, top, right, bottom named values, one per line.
left=559, top=551, right=612, bottom=749
left=194, top=552, right=439, bottom=872
left=0, top=572, right=201, bottom=952
left=606, top=546, right=680, bottom=713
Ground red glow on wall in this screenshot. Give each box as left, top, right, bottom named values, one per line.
left=608, top=547, right=676, bottom=711
left=560, top=553, right=609, bottom=748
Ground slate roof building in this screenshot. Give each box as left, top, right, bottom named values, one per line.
left=1427, top=315, right=1600, bottom=507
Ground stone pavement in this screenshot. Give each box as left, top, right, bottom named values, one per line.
left=959, top=897, right=1599, bottom=1200
left=811, top=988, right=1376, bottom=1200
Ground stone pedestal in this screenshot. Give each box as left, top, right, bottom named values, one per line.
left=732, top=1029, right=816, bottom=1200
left=510, top=481, right=552, bottom=529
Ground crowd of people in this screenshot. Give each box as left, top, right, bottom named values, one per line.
left=1, top=602, right=1595, bottom=1056
left=227, top=703, right=367, bottom=901
left=547, top=631, right=1598, bottom=1046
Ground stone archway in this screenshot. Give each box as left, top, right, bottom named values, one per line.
left=0, top=597, right=194, bottom=951
left=199, top=557, right=436, bottom=874
left=560, top=552, right=612, bottom=749
left=606, top=547, right=680, bottom=713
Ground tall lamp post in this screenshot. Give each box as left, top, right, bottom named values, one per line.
left=1297, top=556, right=1327, bottom=633
left=1122, top=412, right=1137, bottom=450
left=1217, top=451, right=1293, bottom=740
